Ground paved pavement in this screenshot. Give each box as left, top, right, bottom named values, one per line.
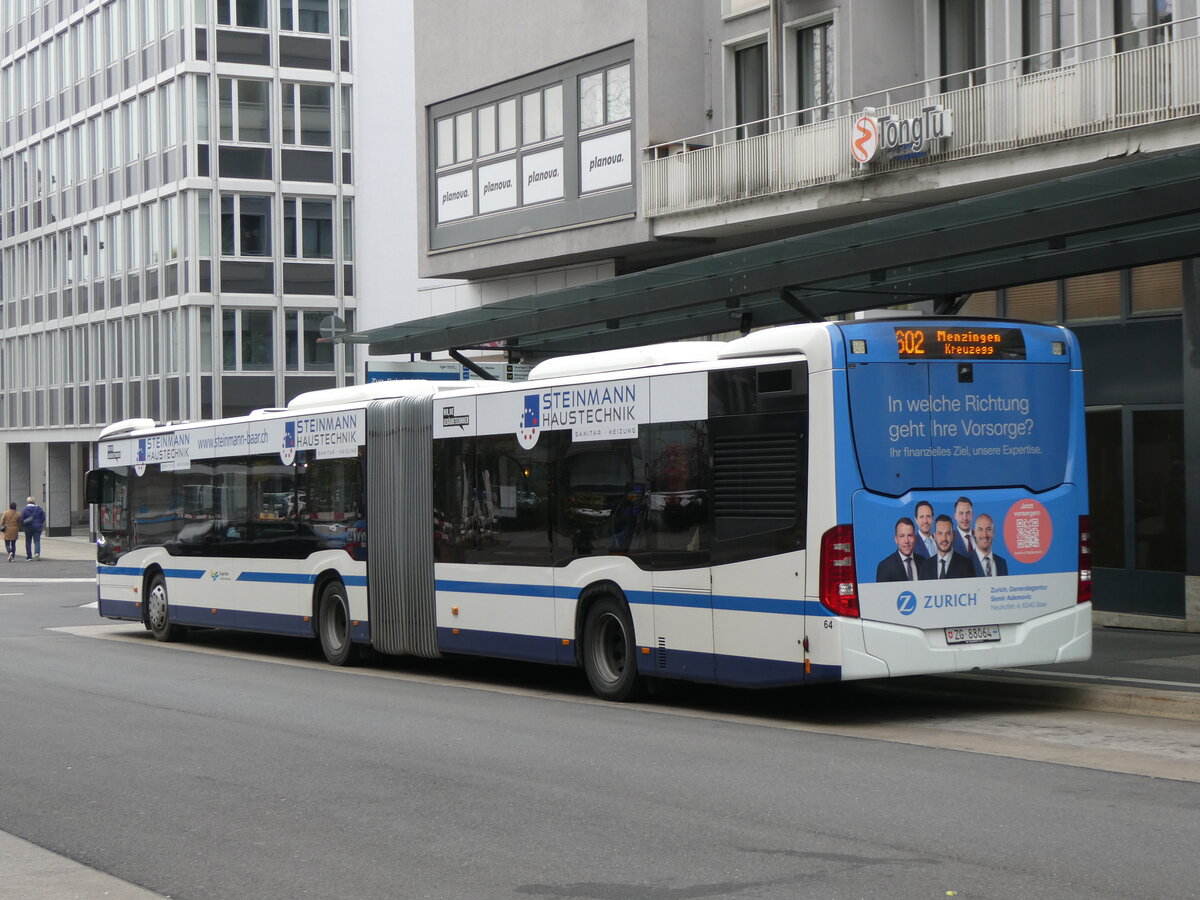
left=12, top=534, right=99, bottom=562
left=892, top=627, right=1200, bottom=723
left=4, top=534, right=1197, bottom=898
left=0, top=831, right=161, bottom=899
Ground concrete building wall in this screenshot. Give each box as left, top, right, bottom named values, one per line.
left=354, top=0, right=422, bottom=338
left=414, top=0, right=655, bottom=280
left=644, top=1, right=710, bottom=146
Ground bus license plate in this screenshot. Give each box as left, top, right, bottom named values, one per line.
left=945, top=624, right=1000, bottom=645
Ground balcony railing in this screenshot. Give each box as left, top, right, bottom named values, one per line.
left=643, top=20, right=1200, bottom=218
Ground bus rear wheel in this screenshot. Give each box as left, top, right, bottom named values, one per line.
left=146, top=573, right=186, bottom=642
left=318, top=581, right=357, bottom=666
left=582, top=596, right=644, bottom=702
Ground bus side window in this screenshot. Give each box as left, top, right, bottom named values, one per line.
left=300, top=451, right=363, bottom=552
left=173, top=464, right=220, bottom=550
left=432, top=437, right=471, bottom=563
left=470, top=435, right=552, bottom=566
left=644, top=421, right=710, bottom=565
left=132, top=466, right=182, bottom=547
left=215, top=460, right=250, bottom=541
left=555, top=439, right=643, bottom=562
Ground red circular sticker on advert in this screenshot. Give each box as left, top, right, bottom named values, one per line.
left=1004, top=499, right=1053, bottom=564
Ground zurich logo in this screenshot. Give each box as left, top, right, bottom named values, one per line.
left=896, top=591, right=918, bottom=616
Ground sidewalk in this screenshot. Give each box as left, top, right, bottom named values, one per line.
left=27, top=535, right=1200, bottom=718
left=0, top=831, right=161, bottom=899
left=937, top=624, right=1200, bottom=722
left=32, top=534, right=99, bottom=562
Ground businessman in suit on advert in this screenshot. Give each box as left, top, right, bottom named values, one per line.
left=952, top=496, right=976, bottom=557
left=921, top=514, right=975, bottom=580
left=970, top=513, right=1009, bottom=577
left=876, top=517, right=923, bottom=582
left=912, top=499, right=936, bottom=559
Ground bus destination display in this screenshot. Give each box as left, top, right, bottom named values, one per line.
left=894, top=326, right=1027, bottom=360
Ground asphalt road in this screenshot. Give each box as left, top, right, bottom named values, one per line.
left=2, top=576, right=1198, bottom=900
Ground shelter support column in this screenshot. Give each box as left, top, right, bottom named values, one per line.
left=47, top=443, right=73, bottom=537
left=7, top=444, right=31, bottom=509
left=1182, top=259, right=1200, bottom=631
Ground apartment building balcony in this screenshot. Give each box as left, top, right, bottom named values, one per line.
left=643, top=23, right=1200, bottom=236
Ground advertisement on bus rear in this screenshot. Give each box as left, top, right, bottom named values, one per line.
left=853, top=488, right=1080, bottom=628
left=845, top=326, right=1083, bottom=629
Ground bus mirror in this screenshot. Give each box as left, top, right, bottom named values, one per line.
left=84, top=469, right=103, bottom=505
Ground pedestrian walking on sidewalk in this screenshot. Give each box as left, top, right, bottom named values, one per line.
left=20, top=497, right=45, bottom=561
left=1, top=502, right=20, bottom=561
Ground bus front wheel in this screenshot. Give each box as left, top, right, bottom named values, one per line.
left=318, top=581, right=356, bottom=666
left=582, top=596, right=644, bottom=702
left=146, top=573, right=186, bottom=642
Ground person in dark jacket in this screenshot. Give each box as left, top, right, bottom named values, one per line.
left=20, top=497, right=45, bottom=561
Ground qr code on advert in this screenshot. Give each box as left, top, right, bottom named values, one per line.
left=1016, top=516, right=1040, bottom=549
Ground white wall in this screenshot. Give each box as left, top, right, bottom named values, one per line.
left=353, top=0, right=427, bottom=336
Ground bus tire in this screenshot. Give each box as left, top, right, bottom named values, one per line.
left=317, top=581, right=356, bottom=667
left=582, top=596, right=644, bottom=702
left=146, top=572, right=186, bottom=642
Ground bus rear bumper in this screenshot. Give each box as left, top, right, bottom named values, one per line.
left=850, top=603, right=1093, bottom=679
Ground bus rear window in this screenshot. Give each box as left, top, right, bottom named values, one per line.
left=847, top=359, right=1073, bottom=494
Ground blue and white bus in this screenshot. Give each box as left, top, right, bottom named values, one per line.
left=86, top=319, right=1091, bottom=700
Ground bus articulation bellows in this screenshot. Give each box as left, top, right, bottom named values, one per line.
left=86, top=319, right=1091, bottom=700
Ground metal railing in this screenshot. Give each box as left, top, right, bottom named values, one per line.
left=642, top=18, right=1200, bottom=217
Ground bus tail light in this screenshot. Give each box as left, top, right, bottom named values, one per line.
left=1077, top=515, right=1092, bottom=604
left=820, top=525, right=860, bottom=618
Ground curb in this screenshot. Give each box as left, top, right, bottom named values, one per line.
left=879, top=673, right=1200, bottom=722
left=0, top=831, right=163, bottom=899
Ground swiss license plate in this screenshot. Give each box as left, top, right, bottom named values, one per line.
left=945, top=624, right=1001, bottom=645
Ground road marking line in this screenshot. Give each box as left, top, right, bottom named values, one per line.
left=0, top=577, right=97, bottom=583
left=1005, top=667, right=1200, bottom=690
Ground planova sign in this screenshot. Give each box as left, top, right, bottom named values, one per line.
left=851, top=104, right=954, bottom=165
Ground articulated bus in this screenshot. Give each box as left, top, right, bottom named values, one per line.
left=86, top=319, right=1091, bottom=701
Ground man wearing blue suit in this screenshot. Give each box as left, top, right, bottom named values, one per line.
left=912, top=500, right=936, bottom=559
left=952, top=496, right=975, bottom=557
left=970, top=513, right=1009, bottom=577
left=876, top=517, right=922, bottom=582
left=921, top=515, right=975, bottom=580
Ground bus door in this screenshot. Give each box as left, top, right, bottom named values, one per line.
left=469, top=435, right=557, bottom=663
left=640, top=423, right=713, bottom=682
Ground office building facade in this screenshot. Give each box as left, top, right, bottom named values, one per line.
left=0, top=0, right=359, bottom=532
